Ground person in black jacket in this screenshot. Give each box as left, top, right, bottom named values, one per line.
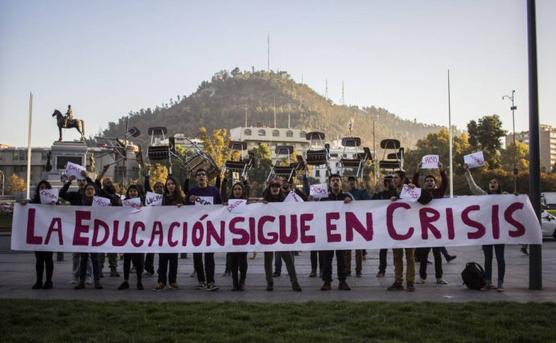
left=74, top=183, right=103, bottom=290
left=28, top=180, right=56, bottom=289
left=118, top=185, right=145, bottom=290
left=320, top=174, right=353, bottom=291
left=59, top=170, right=95, bottom=284
left=225, top=181, right=250, bottom=291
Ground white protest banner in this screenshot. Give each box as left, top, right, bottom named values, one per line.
left=421, top=155, right=439, bottom=169
left=39, top=189, right=59, bottom=204
left=122, top=197, right=141, bottom=208
left=226, top=199, right=248, bottom=214
left=195, top=196, right=214, bottom=206
left=145, top=192, right=163, bottom=206
left=284, top=191, right=304, bottom=203
left=65, top=162, right=86, bottom=179
left=464, top=151, right=485, bottom=169
left=92, top=196, right=111, bottom=208
left=11, top=195, right=542, bottom=253
left=310, top=184, right=328, bottom=199
left=400, top=184, right=422, bottom=202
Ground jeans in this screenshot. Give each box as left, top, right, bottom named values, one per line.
left=158, top=253, right=178, bottom=285
left=79, top=253, right=100, bottom=281
left=416, top=247, right=442, bottom=280
left=321, top=250, right=347, bottom=283
left=193, top=253, right=215, bottom=284
left=265, top=251, right=298, bottom=284
left=123, top=253, right=144, bottom=282
left=310, top=251, right=323, bottom=273
left=378, top=249, right=388, bottom=273
left=34, top=251, right=53, bottom=283
left=229, top=252, right=248, bottom=288
left=482, top=244, right=505, bottom=286
left=393, top=248, right=415, bottom=285
left=72, top=253, right=91, bottom=279
left=144, top=253, right=155, bottom=274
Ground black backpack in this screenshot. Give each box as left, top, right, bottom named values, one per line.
left=461, top=262, right=486, bottom=290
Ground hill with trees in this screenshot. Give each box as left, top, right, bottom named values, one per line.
left=100, top=69, right=443, bottom=150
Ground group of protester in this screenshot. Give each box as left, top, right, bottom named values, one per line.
left=28, top=160, right=509, bottom=293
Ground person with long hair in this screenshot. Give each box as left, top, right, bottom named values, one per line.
left=118, top=184, right=145, bottom=290
left=74, top=183, right=103, bottom=290
left=464, top=164, right=506, bottom=291
left=143, top=172, right=165, bottom=276
left=262, top=178, right=302, bottom=292
left=154, top=176, right=184, bottom=291
left=225, top=181, right=249, bottom=291
left=28, top=180, right=56, bottom=289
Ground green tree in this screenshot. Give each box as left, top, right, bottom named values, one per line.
left=500, top=142, right=529, bottom=172
left=149, top=163, right=168, bottom=187
left=8, top=174, right=26, bottom=194
left=198, top=127, right=231, bottom=177
left=467, top=115, right=507, bottom=169
left=247, top=143, right=273, bottom=195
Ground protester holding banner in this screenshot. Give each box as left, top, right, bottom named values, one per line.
left=187, top=169, right=222, bottom=292
left=262, top=179, right=302, bottom=292
left=320, top=174, right=353, bottom=291
left=59, top=170, right=95, bottom=284
left=95, top=165, right=121, bottom=278
left=372, top=174, right=396, bottom=278
left=388, top=170, right=416, bottom=292
left=464, top=164, right=506, bottom=291
left=346, top=176, right=370, bottom=278
left=412, top=162, right=448, bottom=285
left=28, top=180, right=56, bottom=289
left=154, top=177, right=184, bottom=291
left=74, top=183, right=103, bottom=290
left=143, top=172, right=165, bottom=276
left=225, top=181, right=250, bottom=291
left=118, top=185, right=145, bottom=290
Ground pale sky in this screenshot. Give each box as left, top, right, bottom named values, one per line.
left=0, top=0, right=554, bottom=147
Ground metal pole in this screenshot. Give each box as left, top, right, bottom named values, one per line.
left=447, top=70, right=453, bottom=198
left=503, top=90, right=518, bottom=193
left=527, top=0, right=542, bottom=290
left=26, top=92, right=33, bottom=200
left=0, top=171, right=4, bottom=196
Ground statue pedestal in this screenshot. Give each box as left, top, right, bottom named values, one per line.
left=41, top=141, right=89, bottom=188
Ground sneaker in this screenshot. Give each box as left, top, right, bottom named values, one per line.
left=195, top=282, right=206, bottom=290
left=169, top=283, right=179, bottom=290
left=86, top=277, right=93, bottom=285
left=416, top=278, right=426, bottom=284
left=406, top=283, right=415, bottom=292
left=32, top=281, right=42, bottom=290
left=266, top=282, right=274, bottom=291
left=291, top=281, right=302, bottom=292
left=436, top=279, right=448, bottom=285
left=320, top=282, right=332, bottom=291
left=496, top=285, right=505, bottom=292
left=154, top=282, right=166, bottom=291
left=484, top=282, right=496, bottom=290
left=205, top=283, right=219, bottom=291
left=338, top=281, right=351, bottom=291
left=446, top=255, right=457, bottom=262
left=376, top=271, right=385, bottom=278
left=118, top=281, right=129, bottom=290
left=137, top=282, right=144, bottom=290
left=387, top=282, right=404, bottom=291
left=94, top=280, right=103, bottom=289
left=42, top=281, right=53, bottom=289
left=309, top=271, right=317, bottom=278
left=272, top=272, right=281, bottom=277
left=74, top=281, right=85, bottom=290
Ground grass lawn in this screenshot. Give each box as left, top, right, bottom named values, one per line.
left=1, top=300, right=554, bottom=342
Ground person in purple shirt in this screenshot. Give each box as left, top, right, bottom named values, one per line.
left=187, top=168, right=222, bottom=291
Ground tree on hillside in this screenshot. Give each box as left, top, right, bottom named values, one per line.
left=8, top=174, right=26, bottom=194
left=466, top=115, right=507, bottom=168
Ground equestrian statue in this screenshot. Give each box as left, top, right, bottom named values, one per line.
left=52, top=105, right=85, bottom=142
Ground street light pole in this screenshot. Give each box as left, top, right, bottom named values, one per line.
left=502, top=90, right=518, bottom=193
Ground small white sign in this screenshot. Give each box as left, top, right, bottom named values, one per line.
left=310, top=183, right=328, bottom=199
left=65, top=162, right=86, bottom=179
left=421, top=154, right=439, bottom=169
left=226, top=199, right=248, bottom=213
left=195, top=196, right=214, bottom=206
left=92, top=196, right=111, bottom=207
left=284, top=191, right=304, bottom=203
left=464, top=151, right=485, bottom=169
left=122, top=197, right=142, bottom=208
left=145, top=192, right=163, bottom=206
left=400, top=184, right=422, bottom=202
left=39, top=189, right=58, bottom=205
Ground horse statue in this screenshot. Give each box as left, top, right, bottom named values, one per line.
left=52, top=109, right=85, bottom=142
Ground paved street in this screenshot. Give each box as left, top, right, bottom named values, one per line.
left=0, top=235, right=554, bottom=303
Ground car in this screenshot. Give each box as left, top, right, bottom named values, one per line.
left=542, top=210, right=556, bottom=240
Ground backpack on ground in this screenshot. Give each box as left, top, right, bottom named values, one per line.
left=461, top=262, right=486, bottom=290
